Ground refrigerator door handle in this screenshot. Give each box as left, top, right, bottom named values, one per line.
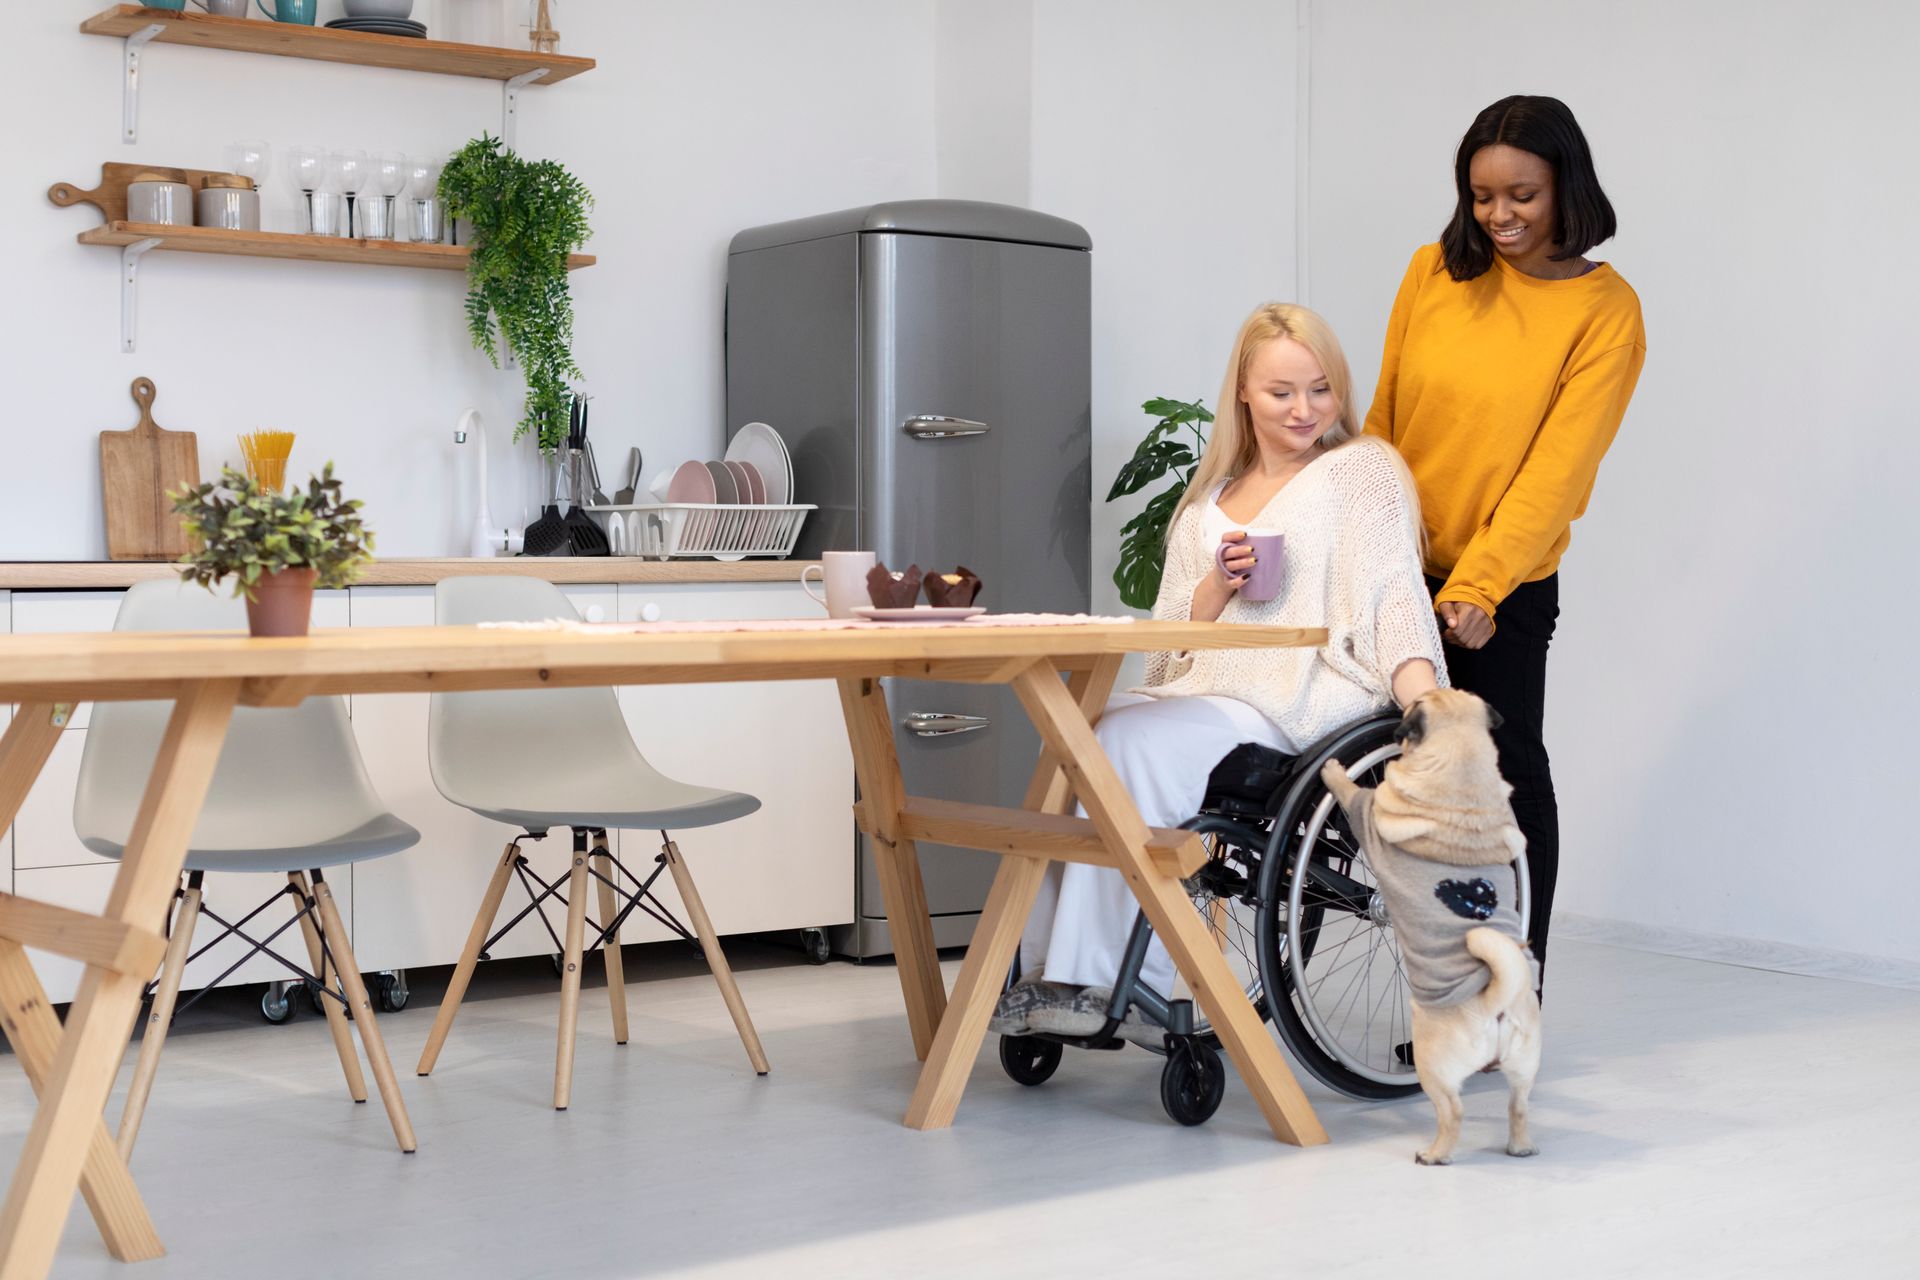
left=905, top=711, right=992, bottom=737
left=902, top=415, right=991, bottom=440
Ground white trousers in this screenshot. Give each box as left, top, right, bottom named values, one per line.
left=1018, top=693, right=1291, bottom=997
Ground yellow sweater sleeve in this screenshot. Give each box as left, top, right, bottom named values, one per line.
left=1435, top=340, right=1647, bottom=617
left=1362, top=251, right=1424, bottom=444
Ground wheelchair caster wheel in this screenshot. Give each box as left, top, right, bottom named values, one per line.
left=800, top=927, right=832, bottom=965
left=260, top=984, right=294, bottom=1024
left=377, top=970, right=410, bottom=1013
left=1159, top=1040, right=1226, bottom=1126
left=999, top=1035, right=1063, bottom=1087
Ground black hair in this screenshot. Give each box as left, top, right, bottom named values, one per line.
left=1438, top=95, right=1617, bottom=282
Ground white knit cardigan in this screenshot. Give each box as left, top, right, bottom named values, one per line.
left=1138, top=438, right=1448, bottom=746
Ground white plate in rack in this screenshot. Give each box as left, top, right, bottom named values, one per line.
left=725, top=422, right=792, bottom=504
left=851, top=606, right=986, bottom=624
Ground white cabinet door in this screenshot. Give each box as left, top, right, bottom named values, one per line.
left=613, top=583, right=854, bottom=941
left=345, top=583, right=618, bottom=972
left=10, top=592, right=126, bottom=730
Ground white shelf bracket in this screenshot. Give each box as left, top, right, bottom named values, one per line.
left=120, top=237, right=162, bottom=354
left=121, top=23, right=166, bottom=145
left=501, top=68, right=549, bottom=151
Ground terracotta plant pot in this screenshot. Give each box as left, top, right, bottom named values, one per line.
left=245, top=568, right=318, bottom=638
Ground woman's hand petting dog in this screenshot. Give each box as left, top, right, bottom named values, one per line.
left=1438, top=601, right=1493, bottom=649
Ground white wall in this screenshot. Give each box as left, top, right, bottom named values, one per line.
left=1030, top=0, right=1299, bottom=620
left=1306, top=0, right=1920, bottom=965
left=0, top=0, right=936, bottom=558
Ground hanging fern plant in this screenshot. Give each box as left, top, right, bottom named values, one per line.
left=440, top=134, right=593, bottom=453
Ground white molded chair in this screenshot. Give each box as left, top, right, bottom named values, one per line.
left=416, top=575, right=769, bottom=1110
left=74, top=579, right=420, bottom=1157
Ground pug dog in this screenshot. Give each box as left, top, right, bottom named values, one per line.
left=1320, top=688, right=1542, bottom=1166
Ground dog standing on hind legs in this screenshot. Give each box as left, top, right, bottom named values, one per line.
left=1320, top=688, right=1543, bottom=1165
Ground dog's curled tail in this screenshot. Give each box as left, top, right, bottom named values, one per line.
left=1466, top=927, right=1531, bottom=1015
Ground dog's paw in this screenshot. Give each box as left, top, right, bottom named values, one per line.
left=1505, top=1144, right=1538, bottom=1158
left=1320, top=759, right=1346, bottom=788
left=1413, top=1151, right=1452, bottom=1167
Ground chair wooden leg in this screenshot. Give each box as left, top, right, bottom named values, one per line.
left=553, top=842, right=591, bottom=1110
left=592, top=834, right=628, bottom=1046
left=290, top=871, right=366, bottom=1104
left=661, top=837, right=769, bottom=1076
left=417, top=841, right=520, bottom=1076
left=115, top=876, right=202, bottom=1160
left=309, top=874, right=416, bottom=1154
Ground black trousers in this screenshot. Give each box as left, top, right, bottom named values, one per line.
left=1426, top=573, right=1560, bottom=992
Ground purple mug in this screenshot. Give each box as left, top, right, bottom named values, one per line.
left=1217, top=531, right=1286, bottom=602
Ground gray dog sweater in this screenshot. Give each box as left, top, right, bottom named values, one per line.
left=1341, top=790, right=1536, bottom=1007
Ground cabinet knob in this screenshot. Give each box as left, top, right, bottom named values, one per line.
left=584, top=604, right=606, bottom=623
left=640, top=602, right=662, bottom=623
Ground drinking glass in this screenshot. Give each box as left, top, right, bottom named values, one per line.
left=225, top=139, right=271, bottom=191
left=406, top=155, right=443, bottom=243
left=363, top=151, right=407, bottom=240
left=330, top=148, right=368, bottom=238
left=286, top=143, right=325, bottom=234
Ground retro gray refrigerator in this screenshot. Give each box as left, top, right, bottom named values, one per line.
left=726, top=200, right=1092, bottom=958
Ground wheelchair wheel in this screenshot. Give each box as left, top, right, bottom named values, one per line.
left=999, top=1035, right=1063, bottom=1087
left=1259, top=734, right=1530, bottom=1099
left=1181, top=849, right=1270, bottom=1040
left=1159, top=1040, right=1226, bottom=1126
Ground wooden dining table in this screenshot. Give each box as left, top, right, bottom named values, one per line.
left=0, top=616, right=1329, bottom=1278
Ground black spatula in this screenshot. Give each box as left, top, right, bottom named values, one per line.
left=522, top=410, right=571, bottom=555
left=562, top=393, right=609, bottom=556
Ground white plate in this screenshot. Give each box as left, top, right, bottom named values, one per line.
left=851, top=606, right=986, bottom=624
left=724, top=422, right=792, bottom=505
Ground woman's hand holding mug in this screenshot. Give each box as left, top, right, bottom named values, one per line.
left=1215, top=530, right=1255, bottom=591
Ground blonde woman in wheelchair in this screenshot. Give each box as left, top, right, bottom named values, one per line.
left=992, top=302, right=1446, bottom=1044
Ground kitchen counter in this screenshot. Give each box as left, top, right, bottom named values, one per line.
left=0, top=558, right=814, bottom=590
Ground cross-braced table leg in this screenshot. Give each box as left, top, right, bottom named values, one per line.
left=0, top=681, right=240, bottom=1279
left=903, top=657, right=1120, bottom=1131
left=837, top=676, right=948, bottom=1062
left=1010, top=662, right=1328, bottom=1146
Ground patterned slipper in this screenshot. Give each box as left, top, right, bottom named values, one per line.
left=988, top=976, right=1076, bottom=1036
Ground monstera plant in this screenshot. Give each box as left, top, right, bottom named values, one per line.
left=1106, top=396, right=1213, bottom=610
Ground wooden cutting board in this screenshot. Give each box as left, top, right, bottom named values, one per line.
left=101, top=377, right=200, bottom=561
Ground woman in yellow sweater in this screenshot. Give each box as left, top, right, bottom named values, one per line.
left=1364, top=95, right=1645, bottom=995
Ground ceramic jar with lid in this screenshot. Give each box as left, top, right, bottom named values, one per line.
left=196, top=173, right=261, bottom=231
left=126, top=173, right=194, bottom=226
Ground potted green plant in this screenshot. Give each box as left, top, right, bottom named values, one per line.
left=1106, top=396, right=1213, bottom=610
left=439, top=134, right=594, bottom=452
left=170, top=463, right=374, bottom=637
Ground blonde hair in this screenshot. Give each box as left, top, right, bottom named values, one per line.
left=1173, top=302, right=1424, bottom=553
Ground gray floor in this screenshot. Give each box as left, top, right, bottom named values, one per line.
left=3, top=937, right=1915, bottom=1280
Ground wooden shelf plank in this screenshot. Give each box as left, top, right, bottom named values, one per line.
left=81, top=5, right=594, bottom=84
left=77, top=222, right=594, bottom=271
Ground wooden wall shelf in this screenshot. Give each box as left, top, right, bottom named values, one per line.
left=80, top=5, right=595, bottom=84
left=77, top=222, right=597, bottom=273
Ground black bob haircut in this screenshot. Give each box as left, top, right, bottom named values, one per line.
left=1439, top=95, right=1617, bottom=282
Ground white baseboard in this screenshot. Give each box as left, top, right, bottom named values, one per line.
left=1557, top=913, right=1920, bottom=992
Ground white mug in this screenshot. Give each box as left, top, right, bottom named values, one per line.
left=802, top=550, right=878, bottom=619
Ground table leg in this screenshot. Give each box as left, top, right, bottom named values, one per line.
left=836, top=677, right=946, bottom=1061
left=0, top=680, right=239, bottom=1280
left=1011, top=662, right=1328, bottom=1147
left=901, top=657, right=1120, bottom=1131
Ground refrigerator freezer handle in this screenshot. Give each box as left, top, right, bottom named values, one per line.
left=902, top=415, right=991, bottom=440
left=904, top=712, right=992, bottom=737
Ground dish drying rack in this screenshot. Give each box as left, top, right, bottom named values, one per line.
left=584, top=503, right=814, bottom=560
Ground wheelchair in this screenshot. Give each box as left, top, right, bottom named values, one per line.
left=998, top=707, right=1530, bottom=1125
